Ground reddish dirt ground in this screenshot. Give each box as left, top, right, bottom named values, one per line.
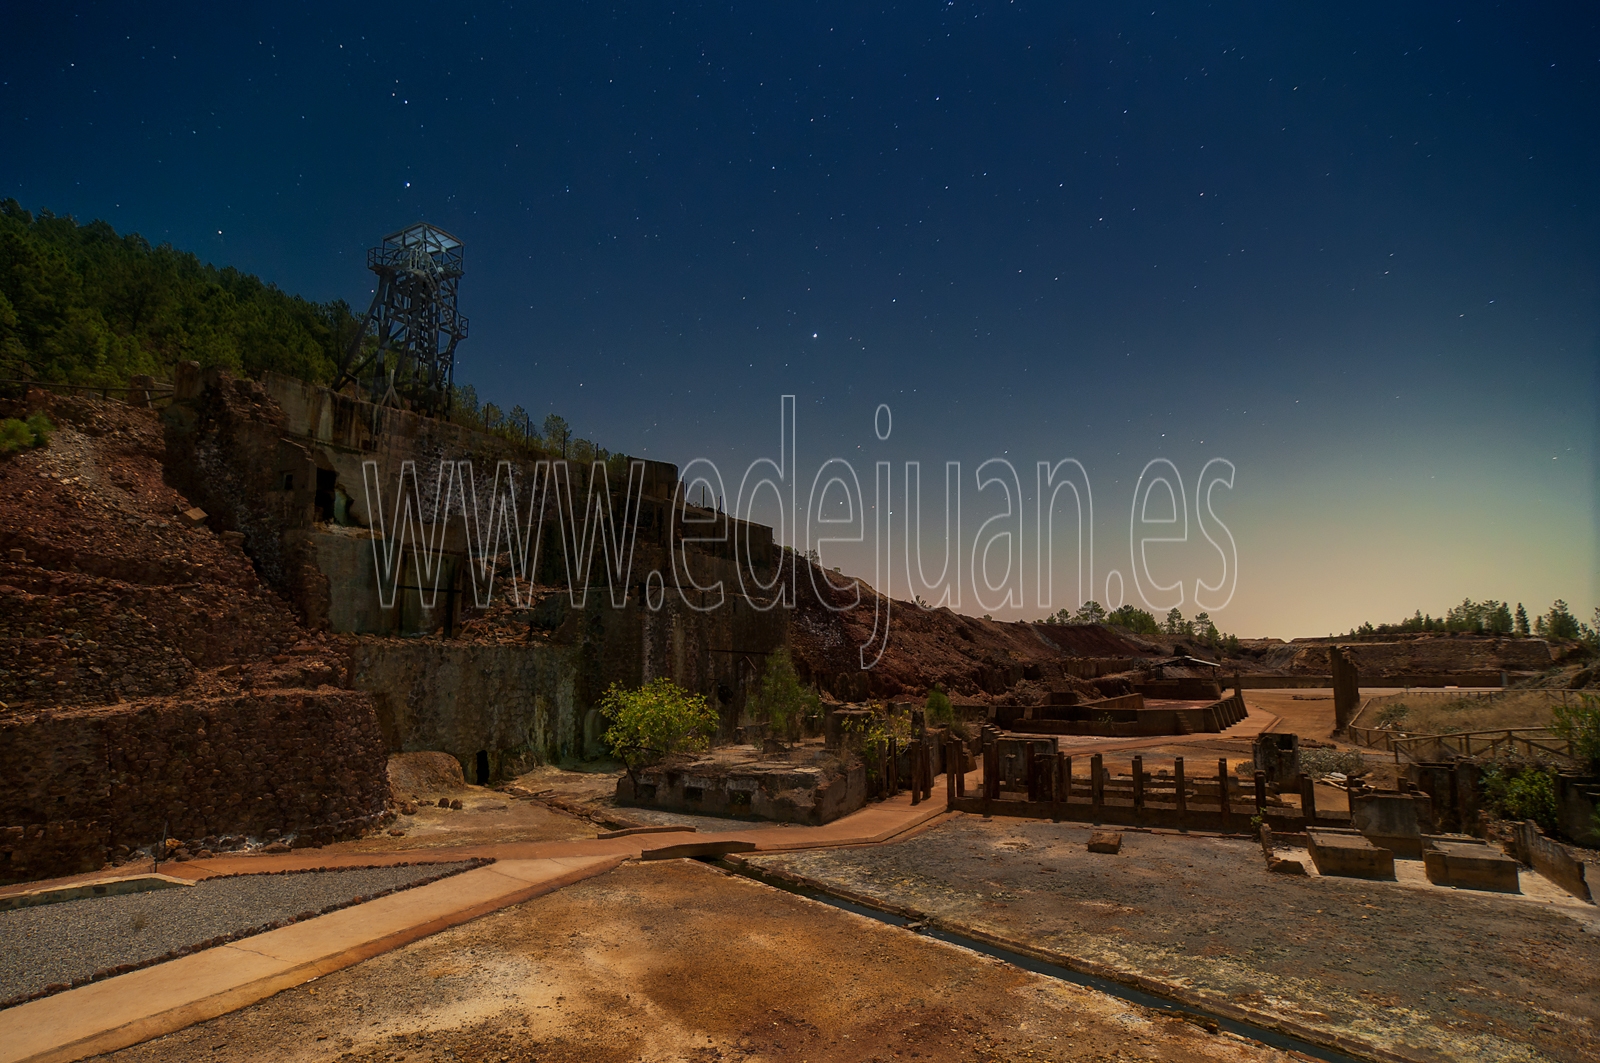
left=92, top=859, right=1304, bottom=1063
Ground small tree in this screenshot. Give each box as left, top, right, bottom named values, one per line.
left=1552, top=693, right=1600, bottom=772
left=0, top=411, right=52, bottom=455
left=600, top=678, right=718, bottom=785
left=1105, top=604, right=1160, bottom=635
left=1514, top=603, right=1529, bottom=637
left=542, top=413, right=572, bottom=457
left=748, top=647, right=819, bottom=745
left=1072, top=600, right=1106, bottom=624
left=1546, top=600, right=1581, bottom=640
left=1164, top=607, right=1185, bottom=635
left=925, top=685, right=955, bottom=727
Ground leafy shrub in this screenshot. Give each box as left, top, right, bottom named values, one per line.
left=1481, top=765, right=1558, bottom=832
left=0, top=418, right=32, bottom=454
left=1552, top=693, right=1600, bottom=771
left=841, top=704, right=911, bottom=779
left=0, top=411, right=52, bottom=454
left=1104, top=604, right=1160, bottom=635
left=599, top=678, right=718, bottom=783
left=1374, top=702, right=1410, bottom=729
left=747, top=647, right=818, bottom=745
left=925, top=686, right=954, bottom=727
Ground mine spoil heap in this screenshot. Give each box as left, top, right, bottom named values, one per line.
left=0, top=386, right=389, bottom=884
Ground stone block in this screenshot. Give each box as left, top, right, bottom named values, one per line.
left=1423, top=841, right=1521, bottom=892
left=1307, top=828, right=1395, bottom=879
left=1087, top=830, right=1122, bottom=854
left=1350, top=792, right=1428, bottom=858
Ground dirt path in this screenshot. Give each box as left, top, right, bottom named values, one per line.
left=90, top=859, right=1302, bottom=1063
left=747, top=816, right=1600, bottom=1063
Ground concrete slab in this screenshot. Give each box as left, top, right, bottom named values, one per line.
left=0, top=874, right=192, bottom=912
left=1306, top=828, right=1395, bottom=880
left=1423, top=841, right=1521, bottom=893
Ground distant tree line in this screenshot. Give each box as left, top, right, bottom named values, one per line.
left=1038, top=601, right=1241, bottom=653
left=1347, top=598, right=1597, bottom=645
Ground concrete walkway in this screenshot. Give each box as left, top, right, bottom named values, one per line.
left=0, top=789, right=951, bottom=1063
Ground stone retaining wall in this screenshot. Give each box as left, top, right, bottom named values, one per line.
left=0, top=689, right=390, bottom=885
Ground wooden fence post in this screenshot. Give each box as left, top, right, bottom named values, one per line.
left=1299, top=772, right=1317, bottom=823
left=1175, top=756, right=1186, bottom=826
left=915, top=742, right=928, bottom=810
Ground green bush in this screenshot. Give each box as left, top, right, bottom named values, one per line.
left=925, top=686, right=954, bottom=727
left=747, top=647, right=818, bottom=744
left=841, top=704, right=911, bottom=779
left=599, top=678, right=718, bottom=783
left=0, top=411, right=52, bottom=454
left=1481, top=765, right=1558, bottom=832
left=1373, top=703, right=1411, bottom=729
left=1552, top=693, right=1600, bottom=771
left=0, top=418, right=32, bottom=454
left=1104, top=604, right=1160, bottom=635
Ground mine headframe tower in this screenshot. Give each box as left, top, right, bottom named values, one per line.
left=335, top=222, right=468, bottom=417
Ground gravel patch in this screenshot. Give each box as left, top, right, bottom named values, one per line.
left=0, top=862, right=477, bottom=1008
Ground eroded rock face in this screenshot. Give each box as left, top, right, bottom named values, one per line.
left=385, top=751, right=469, bottom=800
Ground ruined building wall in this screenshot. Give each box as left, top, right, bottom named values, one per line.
left=348, top=588, right=789, bottom=780
left=0, top=690, right=390, bottom=885
left=161, top=367, right=793, bottom=780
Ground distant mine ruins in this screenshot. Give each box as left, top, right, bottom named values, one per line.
left=4, top=338, right=1594, bottom=878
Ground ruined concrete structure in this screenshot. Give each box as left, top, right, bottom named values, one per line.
left=1329, top=646, right=1360, bottom=734
left=615, top=752, right=868, bottom=825
left=161, top=365, right=789, bottom=779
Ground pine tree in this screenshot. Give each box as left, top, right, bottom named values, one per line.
left=1514, top=603, right=1529, bottom=637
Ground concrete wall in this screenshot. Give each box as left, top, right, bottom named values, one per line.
left=348, top=591, right=789, bottom=779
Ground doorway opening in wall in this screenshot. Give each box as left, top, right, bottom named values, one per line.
left=475, top=749, right=490, bottom=785
left=314, top=468, right=337, bottom=523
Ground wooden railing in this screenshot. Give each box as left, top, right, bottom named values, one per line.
left=0, top=378, right=175, bottom=402
left=1349, top=724, right=1576, bottom=765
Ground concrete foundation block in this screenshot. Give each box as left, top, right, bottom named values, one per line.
left=1307, top=828, right=1395, bottom=880
left=1423, top=841, right=1521, bottom=892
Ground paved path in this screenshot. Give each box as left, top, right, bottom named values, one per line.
left=0, top=789, right=950, bottom=1063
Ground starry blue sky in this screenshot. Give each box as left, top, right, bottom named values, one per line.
left=4, top=2, right=1596, bottom=635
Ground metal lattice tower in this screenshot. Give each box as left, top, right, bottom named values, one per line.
left=336, top=222, right=469, bottom=416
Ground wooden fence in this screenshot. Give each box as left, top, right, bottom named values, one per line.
left=1349, top=723, right=1577, bottom=765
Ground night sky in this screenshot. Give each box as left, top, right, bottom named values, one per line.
left=5, top=2, right=1596, bottom=636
